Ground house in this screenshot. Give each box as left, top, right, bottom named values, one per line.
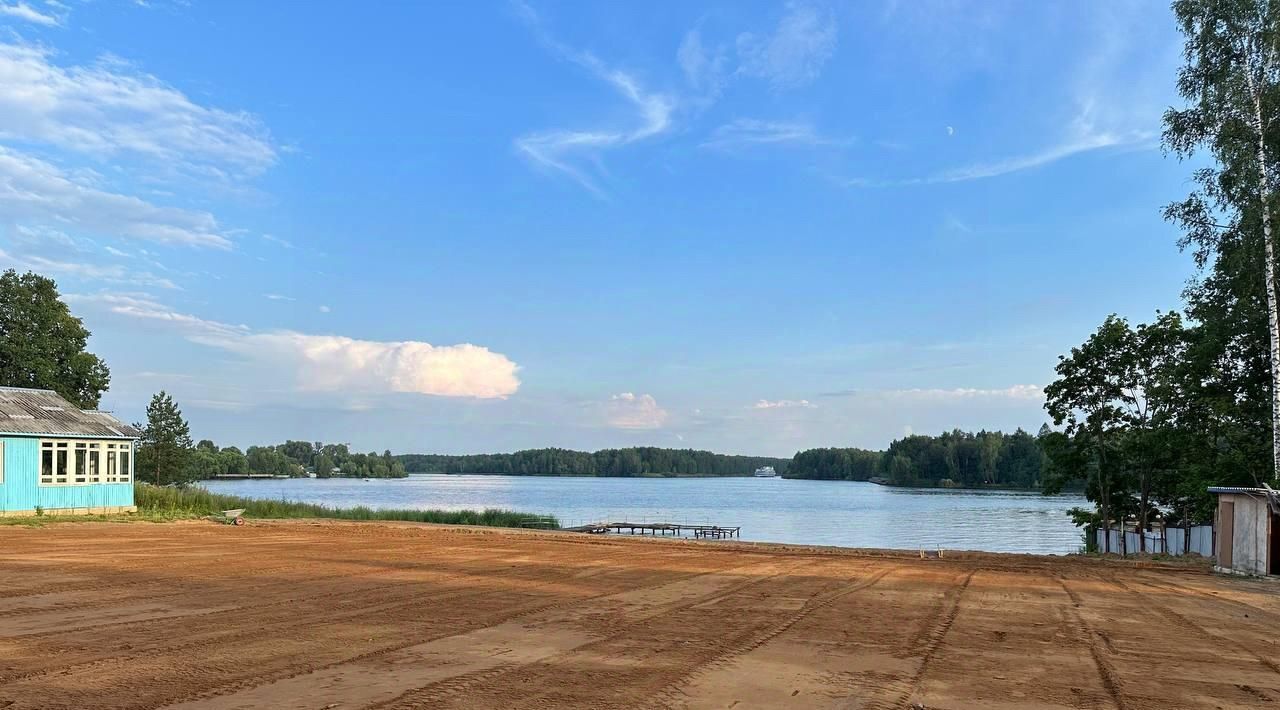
left=1208, top=486, right=1280, bottom=577
left=0, top=386, right=139, bottom=516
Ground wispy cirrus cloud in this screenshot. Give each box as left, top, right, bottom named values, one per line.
left=702, top=118, right=851, bottom=151
left=0, top=146, right=234, bottom=248
left=735, top=2, right=838, bottom=90
left=0, top=43, right=276, bottom=177
left=70, top=292, right=522, bottom=400
left=513, top=4, right=674, bottom=196
left=822, top=385, right=1043, bottom=401
left=0, top=247, right=179, bottom=290
left=0, top=2, right=60, bottom=26
left=753, top=398, right=815, bottom=409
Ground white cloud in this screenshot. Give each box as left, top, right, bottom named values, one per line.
left=736, top=2, right=838, bottom=89
left=68, top=292, right=248, bottom=338
left=945, top=125, right=955, bottom=136
left=678, top=30, right=727, bottom=98
left=263, top=293, right=295, bottom=301
left=0, top=43, right=276, bottom=176
left=218, top=333, right=520, bottom=399
left=0, top=2, right=59, bottom=26
left=883, top=385, right=1044, bottom=401
left=606, top=392, right=668, bottom=429
left=318, top=305, right=331, bottom=313
left=513, top=5, right=675, bottom=196
left=104, top=245, right=130, bottom=257
left=0, top=146, right=233, bottom=248
left=753, top=399, right=815, bottom=409
left=0, top=247, right=179, bottom=289
left=70, top=292, right=521, bottom=400
left=261, top=233, right=294, bottom=249
left=843, top=129, right=1152, bottom=188
left=702, top=118, right=849, bottom=151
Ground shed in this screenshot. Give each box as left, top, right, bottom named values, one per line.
left=1208, top=486, right=1280, bottom=576
left=0, top=387, right=139, bottom=516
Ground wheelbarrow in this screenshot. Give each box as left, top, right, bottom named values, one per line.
left=216, top=509, right=246, bottom=526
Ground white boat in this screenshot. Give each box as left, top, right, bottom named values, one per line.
left=754, top=466, right=778, bottom=478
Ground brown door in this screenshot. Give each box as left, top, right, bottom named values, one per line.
left=1219, top=500, right=1234, bottom=569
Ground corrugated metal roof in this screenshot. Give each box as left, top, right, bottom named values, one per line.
left=1207, top=486, right=1270, bottom=494
left=0, top=387, right=139, bottom=439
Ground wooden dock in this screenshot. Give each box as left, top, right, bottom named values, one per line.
left=562, top=521, right=741, bottom=539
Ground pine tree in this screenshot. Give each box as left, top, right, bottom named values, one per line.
left=136, top=391, right=194, bottom=486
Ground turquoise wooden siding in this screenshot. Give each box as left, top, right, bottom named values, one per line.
left=0, top=437, right=134, bottom=513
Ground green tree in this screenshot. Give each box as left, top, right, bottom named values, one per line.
left=0, top=270, right=110, bottom=408
left=218, top=447, right=248, bottom=475
left=1044, top=316, right=1135, bottom=553
left=1164, top=0, right=1280, bottom=479
left=135, top=391, right=194, bottom=486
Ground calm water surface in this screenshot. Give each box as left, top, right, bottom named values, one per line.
left=202, top=474, right=1087, bottom=555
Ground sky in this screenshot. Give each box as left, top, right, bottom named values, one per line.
left=0, top=0, right=1203, bottom=457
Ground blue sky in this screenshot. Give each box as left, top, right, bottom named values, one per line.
left=0, top=1, right=1198, bottom=456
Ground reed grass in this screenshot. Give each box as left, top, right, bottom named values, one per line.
left=129, top=484, right=559, bottom=529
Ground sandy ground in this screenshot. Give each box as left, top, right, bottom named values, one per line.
left=0, top=522, right=1275, bottom=709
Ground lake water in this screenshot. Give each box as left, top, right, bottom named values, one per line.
left=202, top=474, right=1088, bottom=555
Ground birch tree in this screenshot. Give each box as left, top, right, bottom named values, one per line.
left=1165, top=0, right=1280, bottom=479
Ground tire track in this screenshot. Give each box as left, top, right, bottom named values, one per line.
left=642, top=566, right=897, bottom=710
left=1056, top=576, right=1127, bottom=710
left=151, top=555, right=774, bottom=709
left=1110, top=576, right=1280, bottom=677
left=859, top=567, right=976, bottom=710
left=365, top=559, right=818, bottom=710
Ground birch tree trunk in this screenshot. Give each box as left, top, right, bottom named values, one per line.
left=1250, top=74, right=1280, bottom=482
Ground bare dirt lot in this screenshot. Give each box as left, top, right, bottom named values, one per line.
left=0, top=521, right=1275, bottom=709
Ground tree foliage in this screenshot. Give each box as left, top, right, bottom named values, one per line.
left=135, top=391, right=194, bottom=486
left=0, top=270, right=110, bottom=408
left=398, top=448, right=790, bottom=477
left=784, top=429, right=1046, bottom=489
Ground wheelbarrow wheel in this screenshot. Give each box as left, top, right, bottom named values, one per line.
left=233, top=516, right=245, bottom=526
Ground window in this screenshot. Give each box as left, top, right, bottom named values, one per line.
left=74, top=443, right=87, bottom=484
left=39, top=439, right=134, bottom=486
left=119, top=444, right=131, bottom=484
left=87, top=443, right=100, bottom=484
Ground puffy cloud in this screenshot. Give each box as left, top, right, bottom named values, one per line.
left=753, top=398, right=815, bottom=409
left=606, top=392, right=668, bottom=429
left=0, top=43, right=276, bottom=176
left=736, top=3, right=838, bottom=89
left=0, top=146, right=233, bottom=248
left=69, top=292, right=521, bottom=400
left=216, top=333, right=520, bottom=399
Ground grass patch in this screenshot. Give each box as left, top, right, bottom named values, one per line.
left=134, top=484, right=559, bottom=529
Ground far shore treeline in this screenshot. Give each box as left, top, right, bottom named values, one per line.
left=397, top=448, right=790, bottom=477
left=784, top=428, right=1046, bottom=489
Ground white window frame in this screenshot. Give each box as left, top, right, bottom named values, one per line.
left=39, top=439, right=132, bottom=486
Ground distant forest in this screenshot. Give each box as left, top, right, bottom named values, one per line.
left=397, top=447, right=791, bottom=477
left=785, top=428, right=1048, bottom=489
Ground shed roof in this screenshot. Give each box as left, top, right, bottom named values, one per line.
left=0, top=387, right=139, bottom=439
left=1208, top=486, right=1271, bottom=495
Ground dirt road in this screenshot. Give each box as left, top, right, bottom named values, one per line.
left=0, top=521, right=1274, bottom=709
